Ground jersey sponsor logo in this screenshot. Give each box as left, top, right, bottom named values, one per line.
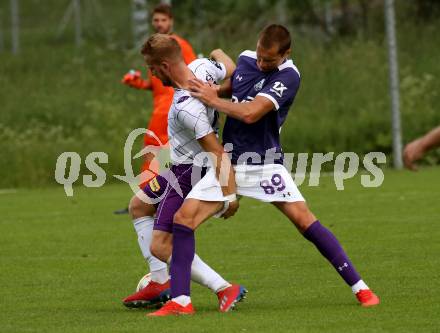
left=232, top=95, right=254, bottom=103
left=254, top=78, right=265, bottom=91
left=270, top=81, right=288, bottom=98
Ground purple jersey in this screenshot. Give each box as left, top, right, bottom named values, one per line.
left=223, top=50, right=300, bottom=165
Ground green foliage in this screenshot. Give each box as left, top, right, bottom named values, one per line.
left=280, top=20, right=440, bottom=164
left=1, top=1, right=440, bottom=187
left=0, top=43, right=147, bottom=187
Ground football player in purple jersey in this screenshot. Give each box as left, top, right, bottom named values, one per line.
left=188, top=24, right=380, bottom=307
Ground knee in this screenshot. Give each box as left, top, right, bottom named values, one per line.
left=173, top=209, right=197, bottom=230
left=129, top=194, right=155, bottom=219
left=128, top=196, right=143, bottom=219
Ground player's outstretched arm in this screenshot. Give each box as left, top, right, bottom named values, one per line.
left=209, top=49, right=236, bottom=79
left=197, top=133, right=239, bottom=219
left=403, top=125, right=440, bottom=170
left=121, top=69, right=152, bottom=90
left=209, top=49, right=235, bottom=98
left=211, top=95, right=274, bottom=124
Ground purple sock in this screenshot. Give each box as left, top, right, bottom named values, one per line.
left=170, top=223, right=195, bottom=298
left=303, top=220, right=361, bottom=286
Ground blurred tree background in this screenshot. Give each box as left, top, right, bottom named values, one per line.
left=0, top=0, right=439, bottom=187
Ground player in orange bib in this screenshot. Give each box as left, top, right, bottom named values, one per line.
left=122, top=3, right=197, bottom=188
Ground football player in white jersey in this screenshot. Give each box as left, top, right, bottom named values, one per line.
left=123, top=34, right=247, bottom=314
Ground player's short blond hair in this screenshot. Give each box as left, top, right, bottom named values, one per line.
left=141, top=34, right=182, bottom=64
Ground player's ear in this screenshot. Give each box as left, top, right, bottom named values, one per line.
left=160, top=61, right=170, bottom=72
left=283, top=48, right=291, bottom=59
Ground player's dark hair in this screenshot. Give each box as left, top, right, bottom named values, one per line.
left=141, top=33, right=182, bottom=64
left=259, top=24, right=291, bottom=55
left=153, top=3, right=173, bottom=18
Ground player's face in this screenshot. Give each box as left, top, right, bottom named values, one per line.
left=256, top=42, right=289, bottom=72
left=152, top=13, right=173, bottom=34
left=146, top=58, right=173, bottom=86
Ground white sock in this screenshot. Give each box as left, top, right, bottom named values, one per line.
left=150, top=268, right=169, bottom=284
left=133, top=217, right=169, bottom=283
left=172, top=295, right=191, bottom=307
left=191, top=254, right=231, bottom=293
left=351, top=280, right=369, bottom=294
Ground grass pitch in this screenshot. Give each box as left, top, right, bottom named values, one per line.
left=1, top=168, right=440, bottom=332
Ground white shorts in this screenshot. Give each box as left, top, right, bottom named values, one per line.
left=187, top=164, right=305, bottom=210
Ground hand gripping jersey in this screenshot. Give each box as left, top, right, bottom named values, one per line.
left=223, top=50, right=301, bottom=165
left=168, top=58, right=227, bottom=166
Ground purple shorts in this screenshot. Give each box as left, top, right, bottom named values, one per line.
left=143, top=164, right=206, bottom=233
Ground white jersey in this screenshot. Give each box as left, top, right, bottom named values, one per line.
left=168, top=58, right=227, bottom=166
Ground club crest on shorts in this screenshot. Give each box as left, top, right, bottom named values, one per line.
left=149, top=178, right=161, bottom=192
